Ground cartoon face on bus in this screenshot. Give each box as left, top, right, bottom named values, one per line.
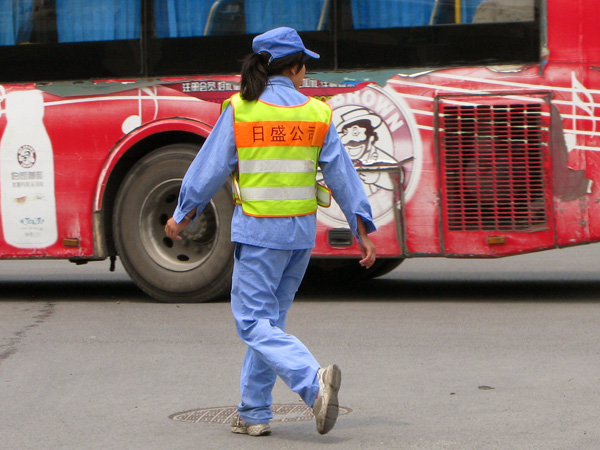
left=323, top=85, right=421, bottom=225
left=336, top=107, right=397, bottom=194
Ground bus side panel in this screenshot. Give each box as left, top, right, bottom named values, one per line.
left=585, top=152, right=600, bottom=242
left=402, top=117, right=442, bottom=254
left=389, top=63, right=598, bottom=257
left=581, top=67, right=600, bottom=242
left=313, top=219, right=401, bottom=258
left=546, top=64, right=593, bottom=247
left=0, top=83, right=220, bottom=259
left=313, top=85, right=411, bottom=258
left=387, top=80, right=443, bottom=256
left=547, top=0, right=600, bottom=66
left=0, top=87, right=106, bottom=258
left=175, top=80, right=406, bottom=259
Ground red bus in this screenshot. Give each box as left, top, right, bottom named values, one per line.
left=0, top=0, right=595, bottom=302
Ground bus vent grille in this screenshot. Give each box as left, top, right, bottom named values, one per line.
left=440, top=102, right=548, bottom=232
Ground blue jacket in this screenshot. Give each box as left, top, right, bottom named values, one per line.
left=173, top=76, right=376, bottom=250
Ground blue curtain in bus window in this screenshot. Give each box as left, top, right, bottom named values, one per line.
left=245, top=0, right=328, bottom=33
left=56, top=0, right=140, bottom=43
left=351, top=0, right=434, bottom=29
left=154, top=0, right=213, bottom=38
left=0, top=0, right=34, bottom=46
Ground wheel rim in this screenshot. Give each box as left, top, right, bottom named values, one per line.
left=139, top=178, right=220, bottom=272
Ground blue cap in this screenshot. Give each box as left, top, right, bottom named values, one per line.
left=252, top=27, right=320, bottom=63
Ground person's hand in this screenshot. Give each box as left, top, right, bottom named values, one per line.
left=164, top=217, right=189, bottom=241
left=358, top=234, right=376, bottom=269
left=356, top=215, right=376, bottom=269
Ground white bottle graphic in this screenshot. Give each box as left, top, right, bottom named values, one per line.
left=0, top=89, right=58, bottom=248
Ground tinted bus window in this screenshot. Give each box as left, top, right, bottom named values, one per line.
left=472, top=0, right=535, bottom=23
left=347, top=0, right=534, bottom=29
left=0, top=0, right=140, bottom=45
left=0, top=1, right=35, bottom=46
left=350, top=0, right=436, bottom=28
left=153, top=0, right=328, bottom=37
left=337, top=0, right=539, bottom=69
left=55, top=0, right=140, bottom=43
left=0, top=0, right=142, bottom=82
left=154, top=0, right=216, bottom=38
left=0, top=0, right=540, bottom=83
left=148, top=0, right=332, bottom=76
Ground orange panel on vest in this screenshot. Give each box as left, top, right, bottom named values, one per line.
left=234, top=121, right=329, bottom=148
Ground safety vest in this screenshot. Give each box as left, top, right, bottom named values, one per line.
left=225, top=93, right=332, bottom=217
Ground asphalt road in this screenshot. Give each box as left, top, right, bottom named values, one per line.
left=1, top=244, right=600, bottom=449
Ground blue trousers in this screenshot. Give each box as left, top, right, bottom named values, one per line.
left=231, top=243, right=320, bottom=424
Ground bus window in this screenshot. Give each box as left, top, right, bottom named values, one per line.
left=350, top=0, right=436, bottom=28
left=154, top=0, right=214, bottom=38
left=338, top=0, right=540, bottom=69
left=244, top=0, right=329, bottom=33
left=0, top=1, right=34, bottom=46
left=154, top=0, right=328, bottom=37
left=55, top=0, right=140, bottom=43
left=154, top=0, right=246, bottom=37
left=149, top=0, right=332, bottom=76
left=0, top=1, right=143, bottom=82
left=429, top=0, right=489, bottom=24
left=348, top=0, right=533, bottom=29
left=472, top=0, right=535, bottom=23
left=0, top=0, right=540, bottom=82
left=205, top=0, right=246, bottom=35
left=0, top=1, right=141, bottom=46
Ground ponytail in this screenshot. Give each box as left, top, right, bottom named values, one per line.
left=240, top=51, right=307, bottom=101
left=240, top=53, right=269, bottom=101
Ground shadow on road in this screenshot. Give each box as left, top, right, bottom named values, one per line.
left=296, top=276, right=600, bottom=303
left=0, top=280, right=148, bottom=302
left=1, top=276, right=599, bottom=303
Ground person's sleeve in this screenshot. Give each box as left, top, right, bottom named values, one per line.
left=172, top=105, right=237, bottom=223
left=319, top=124, right=377, bottom=240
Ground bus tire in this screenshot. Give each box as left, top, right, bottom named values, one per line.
left=113, top=144, right=234, bottom=303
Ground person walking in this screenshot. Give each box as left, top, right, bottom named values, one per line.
left=165, top=27, right=376, bottom=436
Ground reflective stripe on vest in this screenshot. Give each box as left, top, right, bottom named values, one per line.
left=229, top=93, right=332, bottom=217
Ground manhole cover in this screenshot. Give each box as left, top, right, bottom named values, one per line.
left=170, top=404, right=352, bottom=424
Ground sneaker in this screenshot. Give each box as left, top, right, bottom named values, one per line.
left=312, top=364, right=342, bottom=435
left=230, top=414, right=271, bottom=436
